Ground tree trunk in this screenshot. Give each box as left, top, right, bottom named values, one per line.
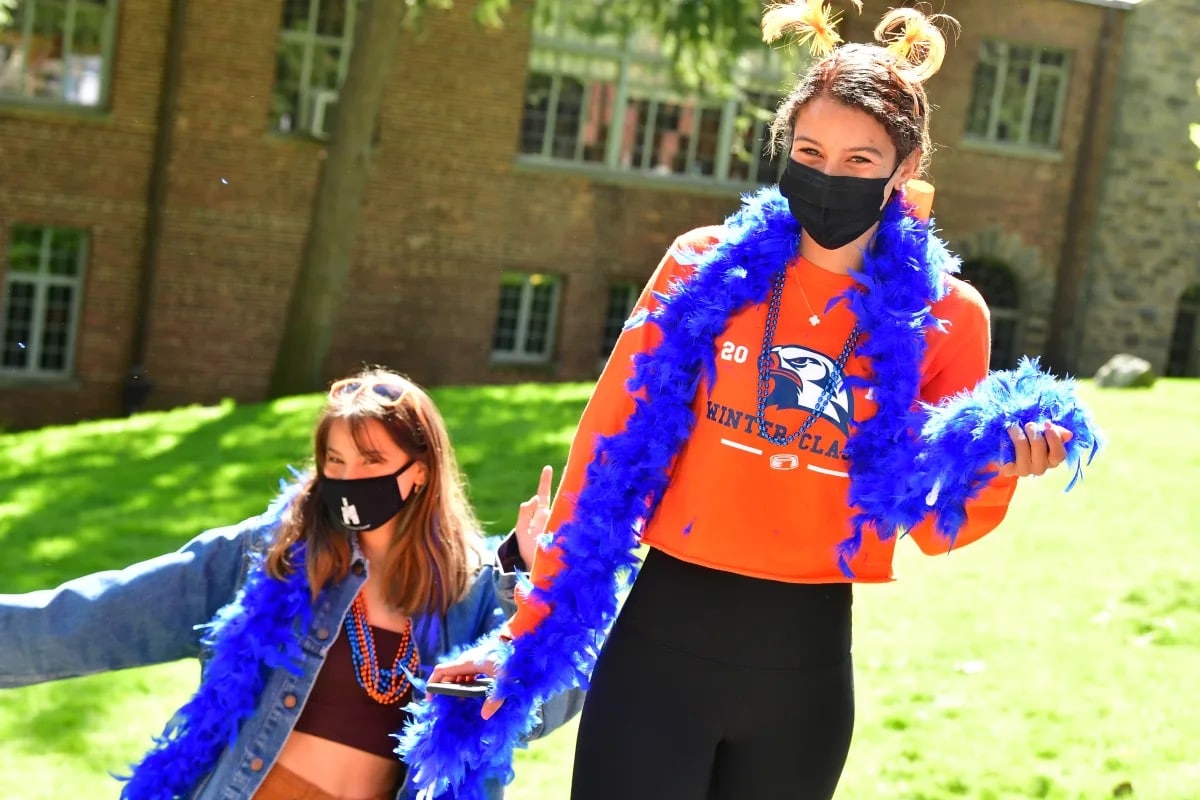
left=268, top=0, right=407, bottom=398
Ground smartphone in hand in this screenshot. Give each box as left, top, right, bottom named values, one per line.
left=425, top=678, right=494, bottom=698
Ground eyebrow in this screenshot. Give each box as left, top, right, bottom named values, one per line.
left=326, top=445, right=383, bottom=458
left=792, top=136, right=885, bottom=159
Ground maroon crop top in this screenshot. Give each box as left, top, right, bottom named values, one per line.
left=293, top=625, right=414, bottom=760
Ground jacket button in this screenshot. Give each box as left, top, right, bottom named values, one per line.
left=316, top=627, right=330, bottom=640
left=283, top=693, right=298, bottom=709
left=249, top=757, right=265, bottom=772
left=352, top=562, right=366, bottom=576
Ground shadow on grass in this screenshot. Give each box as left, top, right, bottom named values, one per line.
left=0, top=660, right=198, bottom=763
left=433, top=383, right=591, bottom=529
left=0, top=398, right=320, bottom=593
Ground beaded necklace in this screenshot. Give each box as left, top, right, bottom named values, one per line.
left=343, top=591, right=420, bottom=705
left=755, top=268, right=861, bottom=447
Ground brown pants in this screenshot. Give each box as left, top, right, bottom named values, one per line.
left=254, top=762, right=396, bottom=800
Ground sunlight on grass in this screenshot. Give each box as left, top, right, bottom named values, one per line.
left=1, top=380, right=1197, bottom=799
left=27, top=535, right=80, bottom=562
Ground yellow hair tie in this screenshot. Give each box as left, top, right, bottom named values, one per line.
left=767, top=0, right=862, bottom=58
left=888, top=17, right=928, bottom=61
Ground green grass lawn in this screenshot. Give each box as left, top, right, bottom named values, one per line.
left=1, top=380, right=1197, bottom=799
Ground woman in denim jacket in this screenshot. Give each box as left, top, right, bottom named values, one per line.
left=0, top=367, right=582, bottom=800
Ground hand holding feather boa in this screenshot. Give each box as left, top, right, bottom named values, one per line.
left=397, top=189, right=1103, bottom=799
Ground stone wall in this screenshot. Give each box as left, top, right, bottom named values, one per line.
left=1078, top=0, right=1200, bottom=374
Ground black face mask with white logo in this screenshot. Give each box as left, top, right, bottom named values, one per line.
left=320, top=460, right=417, bottom=532
left=778, top=158, right=896, bottom=250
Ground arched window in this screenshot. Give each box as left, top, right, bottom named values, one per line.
left=959, top=257, right=1021, bottom=369
left=1166, top=283, right=1200, bottom=377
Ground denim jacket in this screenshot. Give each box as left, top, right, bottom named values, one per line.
left=0, top=500, right=583, bottom=799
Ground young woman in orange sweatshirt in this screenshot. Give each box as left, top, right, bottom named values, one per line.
left=402, top=3, right=1101, bottom=798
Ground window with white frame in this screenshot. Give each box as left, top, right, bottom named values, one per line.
left=0, top=0, right=117, bottom=107
left=270, top=0, right=358, bottom=138
left=491, top=272, right=562, bottom=363
left=601, top=283, right=638, bottom=355
left=518, top=0, right=796, bottom=186
left=2, top=224, right=87, bottom=376
left=966, top=41, right=1071, bottom=149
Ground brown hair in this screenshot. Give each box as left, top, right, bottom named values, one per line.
left=265, top=367, right=483, bottom=615
left=763, top=1, right=958, bottom=174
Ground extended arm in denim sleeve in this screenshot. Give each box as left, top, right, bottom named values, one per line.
left=0, top=522, right=254, bottom=688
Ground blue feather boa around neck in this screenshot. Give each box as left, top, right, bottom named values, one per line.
left=118, top=488, right=314, bottom=800
left=398, top=186, right=1102, bottom=798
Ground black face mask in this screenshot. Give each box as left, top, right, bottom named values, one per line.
left=320, top=460, right=417, bottom=532
left=778, top=158, right=896, bottom=250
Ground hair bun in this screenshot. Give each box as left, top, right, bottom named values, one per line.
left=762, top=0, right=863, bottom=57
left=873, top=7, right=958, bottom=84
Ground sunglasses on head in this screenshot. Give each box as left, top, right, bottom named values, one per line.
left=328, top=378, right=407, bottom=402
left=328, top=377, right=430, bottom=449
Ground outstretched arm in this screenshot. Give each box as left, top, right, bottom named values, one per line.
left=0, top=523, right=251, bottom=688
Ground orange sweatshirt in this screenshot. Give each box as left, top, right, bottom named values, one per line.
left=508, top=227, right=1018, bottom=638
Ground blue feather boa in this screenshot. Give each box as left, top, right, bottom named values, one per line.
left=118, top=488, right=314, bottom=800
left=399, top=186, right=1102, bottom=799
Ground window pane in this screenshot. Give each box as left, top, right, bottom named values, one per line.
left=27, top=0, right=69, bottom=101
left=689, top=107, right=722, bottom=177
left=1028, top=70, right=1061, bottom=146
left=730, top=94, right=780, bottom=183
left=3, top=282, right=35, bottom=368
left=602, top=284, right=636, bottom=354
left=281, top=0, right=313, bottom=31
left=63, top=0, right=107, bottom=106
left=519, top=72, right=553, bottom=154
left=8, top=226, right=44, bottom=273
left=311, top=44, right=342, bottom=91
left=491, top=283, right=523, bottom=352
left=628, top=98, right=653, bottom=170
left=0, top=4, right=26, bottom=97
left=316, top=0, right=350, bottom=38
left=751, top=94, right=782, bottom=183
left=550, top=75, right=584, bottom=159
left=271, top=40, right=307, bottom=133
left=39, top=284, right=73, bottom=371
left=524, top=282, right=556, bottom=355
left=966, top=59, right=998, bottom=137
left=1039, top=49, right=1066, bottom=69
left=48, top=228, right=84, bottom=275
left=577, top=80, right=616, bottom=164
left=995, top=46, right=1033, bottom=143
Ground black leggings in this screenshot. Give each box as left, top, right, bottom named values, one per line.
left=571, top=548, right=855, bottom=800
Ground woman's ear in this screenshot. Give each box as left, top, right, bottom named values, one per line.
left=895, top=149, right=922, bottom=188
left=411, top=461, right=430, bottom=494
left=883, top=149, right=922, bottom=210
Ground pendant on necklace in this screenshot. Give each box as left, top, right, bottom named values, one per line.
left=808, top=314, right=821, bottom=326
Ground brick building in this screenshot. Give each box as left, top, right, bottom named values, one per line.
left=0, top=0, right=1195, bottom=429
